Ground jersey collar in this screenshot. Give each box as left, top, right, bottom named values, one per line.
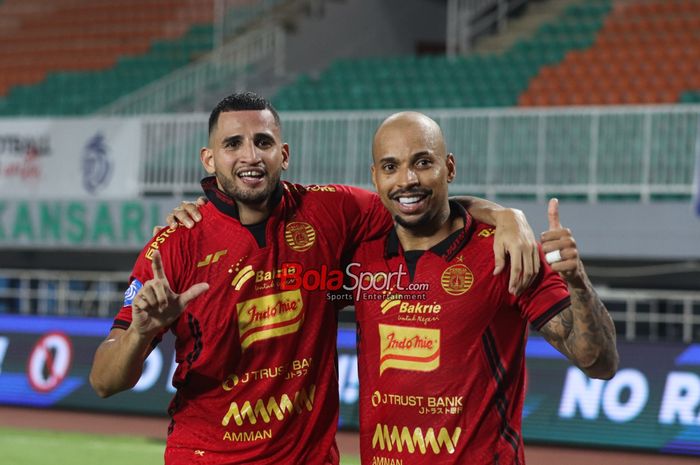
left=201, top=176, right=284, bottom=221
left=384, top=200, right=475, bottom=261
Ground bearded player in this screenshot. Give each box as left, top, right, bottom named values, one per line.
left=352, top=112, right=618, bottom=464
left=89, top=93, right=542, bottom=465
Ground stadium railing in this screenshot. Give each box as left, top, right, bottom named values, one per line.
left=0, top=269, right=128, bottom=318
left=137, top=105, right=699, bottom=202
left=447, top=0, right=529, bottom=56
left=213, top=0, right=289, bottom=49
left=1, top=268, right=698, bottom=342
left=96, top=25, right=285, bottom=115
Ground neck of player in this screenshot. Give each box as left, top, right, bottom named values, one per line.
left=396, top=203, right=463, bottom=251
left=237, top=200, right=271, bottom=225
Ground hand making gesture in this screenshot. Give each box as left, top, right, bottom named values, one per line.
left=131, top=250, right=209, bottom=336
left=540, top=198, right=585, bottom=288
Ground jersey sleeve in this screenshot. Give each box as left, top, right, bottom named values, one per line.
left=111, top=227, right=183, bottom=346
left=514, top=246, right=571, bottom=330
left=333, top=185, right=393, bottom=244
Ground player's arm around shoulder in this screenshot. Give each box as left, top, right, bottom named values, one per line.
left=452, top=195, right=540, bottom=296
left=537, top=199, right=619, bottom=380
left=304, top=184, right=393, bottom=245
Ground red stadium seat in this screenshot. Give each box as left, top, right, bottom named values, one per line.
left=519, top=0, right=700, bottom=107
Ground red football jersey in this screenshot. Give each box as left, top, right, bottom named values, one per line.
left=353, top=202, right=570, bottom=465
left=113, top=178, right=391, bottom=465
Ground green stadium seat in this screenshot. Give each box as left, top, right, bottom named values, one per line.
left=679, top=91, right=700, bottom=103
left=0, top=15, right=215, bottom=116
left=271, top=0, right=612, bottom=110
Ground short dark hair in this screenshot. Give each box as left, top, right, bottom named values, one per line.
left=208, top=92, right=281, bottom=135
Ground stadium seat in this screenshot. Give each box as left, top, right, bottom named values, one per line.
left=0, top=0, right=215, bottom=115
left=273, top=0, right=611, bottom=110
left=521, top=0, right=700, bottom=107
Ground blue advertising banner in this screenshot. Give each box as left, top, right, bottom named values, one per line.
left=0, top=315, right=699, bottom=455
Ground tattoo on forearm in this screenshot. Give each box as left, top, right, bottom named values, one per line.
left=539, top=277, right=617, bottom=376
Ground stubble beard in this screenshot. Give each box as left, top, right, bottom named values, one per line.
left=393, top=211, right=435, bottom=231
left=217, top=170, right=281, bottom=205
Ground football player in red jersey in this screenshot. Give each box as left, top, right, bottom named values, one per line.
left=90, top=93, right=543, bottom=465
left=352, top=111, right=618, bottom=464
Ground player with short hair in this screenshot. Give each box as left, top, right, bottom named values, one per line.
left=90, top=93, right=541, bottom=465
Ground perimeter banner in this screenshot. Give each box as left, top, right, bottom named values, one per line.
left=0, top=315, right=698, bottom=455
left=0, top=119, right=141, bottom=199
left=0, top=198, right=180, bottom=249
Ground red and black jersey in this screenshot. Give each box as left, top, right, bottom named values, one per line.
left=113, top=177, right=391, bottom=465
left=353, top=201, right=570, bottom=465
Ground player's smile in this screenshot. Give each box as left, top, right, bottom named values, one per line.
left=390, top=188, right=432, bottom=215
left=236, top=167, right=267, bottom=187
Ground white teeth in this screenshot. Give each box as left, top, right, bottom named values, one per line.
left=239, top=171, right=263, bottom=178
left=398, top=196, right=421, bottom=205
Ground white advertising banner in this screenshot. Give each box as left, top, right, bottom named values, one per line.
left=0, top=118, right=141, bottom=199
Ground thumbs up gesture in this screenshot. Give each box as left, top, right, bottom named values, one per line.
left=541, top=199, right=585, bottom=288
left=130, top=250, right=209, bottom=336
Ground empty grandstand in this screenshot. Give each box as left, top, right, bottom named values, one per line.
left=0, top=0, right=699, bottom=461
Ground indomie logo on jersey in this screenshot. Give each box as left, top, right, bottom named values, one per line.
left=236, top=290, right=304, bottom=349
left=284, top=222, right=316, bottom=252
left=371, top=424, right=462, bottom=455
left=221, top=384, right=316, bottom=427
left=378, top=324, right=440, bottom=375
left=440, top=264, right=473, bottom=296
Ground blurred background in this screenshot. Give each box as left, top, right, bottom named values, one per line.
left=0, top=0, right=699, bottom=463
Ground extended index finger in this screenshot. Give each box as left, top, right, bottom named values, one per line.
left=151, top=250, right=166, bottom=280
left=547, top=198, right=562, bottom=231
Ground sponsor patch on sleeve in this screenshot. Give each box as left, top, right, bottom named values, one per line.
left=123, top=279, right=143, bottom=306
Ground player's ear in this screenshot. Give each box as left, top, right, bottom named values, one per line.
left=200, top=147, right=215, bottom=174
left=446, top=153, right=456, bottom=183
left=281, top=143, right=290, bottom=171
left=370, top=163, right=378, bottom=191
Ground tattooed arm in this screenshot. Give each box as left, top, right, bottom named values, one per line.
left=537, top=199, right=618, bottom=380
